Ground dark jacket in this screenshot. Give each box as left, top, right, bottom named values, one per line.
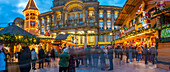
left=108, top=48, right=113, bottom=59
left=18, top=47, right=31, bottom=68
left=50, top=49, right=55, bottom=58
left=38, top=49, right=45, bottom=59
left=56, top=52, right=70, bottom=67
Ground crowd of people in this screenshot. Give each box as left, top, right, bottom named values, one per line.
left=0, top=43, right=157, bottom=72
left=114, top=44, right=156, bottom=65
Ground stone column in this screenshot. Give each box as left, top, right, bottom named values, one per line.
left=95, top=31, right=98, bottom=46
left=39, top=18, right=42, bottom=33
left=61, top=11, right=63, bottom=27
left=94, top=9, right=98, bottom=23
left=85, top=8, right=88, bottom=23
left=104, top=10, right=107, bottom=30
left=49, top=15, right=52, bottom=30
left=84, top=30, right=87, bottom=48
left=53, top=12, right=57, bottom=28
left=104, top=35, right=107, bottom=42
left=75, top=30, right=77, bottom=47
left=111, top=10, right=114, bottom=30
left=83, top=9, right=86, bottom=23
left=44, top=17, right=47, bottom=32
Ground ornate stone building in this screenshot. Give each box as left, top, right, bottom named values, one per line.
left=15, top=0, right=122, bottom=46
left=38, top=0, right=122, bottom=46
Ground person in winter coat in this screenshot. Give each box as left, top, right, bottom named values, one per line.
left=143, top=44, right=149, bottom=65
left=38, top=46, right=45, bottom=69
left=85, top=45, right=92, bottom=67
left=150, top=45, right=156, bottom=65
left=100, top=45, right=106, bottom=71
left=0, top=43, right=6, bottom=72
left=18, top=44, right=31, bottom=72
left=51, top=47, right=56, bottom=67
left=56, top=48, right=70, bottom=72
left=68, top=48, right=76, bottom=72
left=107, top=45, right=113, bottom=71
left=31, top=48, right=38, bottom=70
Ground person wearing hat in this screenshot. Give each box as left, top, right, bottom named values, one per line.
left=18, top=43, right=31, bottom=72
left=56, top=48, right=70, bottom=72
left=0, top=43, right=6, bottom=72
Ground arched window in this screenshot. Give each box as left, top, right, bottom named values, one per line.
left=79, top=14, right=83, bottom=18
left=107, top=35, right=112, bottom=42
left=107, top=20, right=111, bottom=30
left=99, top=20, right=104, bottom=30
left=69, top=15, right=73, bottom=19
left=99, top=35, right=104, bottom=42
left=114, top=11, right=119, bottom=19
left=99, top=12, right=103, bottom=18
left=74, top=14, right=78, bottom=19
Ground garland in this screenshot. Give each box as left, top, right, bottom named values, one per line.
left=153, top=7, right=170, bottom=16
left=113, top=28, right=155, bottom=43
left=0, top=33, right=40, bottom=46
left=155, top=24, right=170, bottom=30
left=70, top=28, right=122, bottom=36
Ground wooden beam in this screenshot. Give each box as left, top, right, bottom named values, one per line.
left=121, top=12, right=128, bottom=14
left=126, top=4, right=135, bottom=7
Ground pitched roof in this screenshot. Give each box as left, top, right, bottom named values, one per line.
left=23, top=0, right=38, bottom=12
left=55, top=34, right=70, bottom=40
left=0, top=24, right=35, bottom=37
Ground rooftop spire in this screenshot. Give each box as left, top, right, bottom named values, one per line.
left=23, top=0, right=38, bottom=12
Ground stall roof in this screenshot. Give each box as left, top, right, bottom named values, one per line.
left=55, top=34, right=70, bottom=40
left=0, top=24, right=35, bottom=37
left=114, top=0, right=150, bottom=26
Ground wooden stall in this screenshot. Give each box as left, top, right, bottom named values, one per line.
left=157, top=42, right=170, bottom=70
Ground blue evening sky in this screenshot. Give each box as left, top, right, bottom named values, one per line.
left=0, top=0, right=126, bottom=27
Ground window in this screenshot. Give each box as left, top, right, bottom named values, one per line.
left=89, top=11, right=94, bottom=16
left=79, top=14, right=83, bottom=18
left=42, top=26, right=44, bottom=32
left=89, top=36, right=94, bottom=43
left=107, top=35, right=112, bottom=42
left=99, top=12, right=103, bottom=18
left=69, top=15, right=73, bottom=19
left=99, top=20, right=104, bottom=30
left=107, top=12, right=111, bottom=18
left=79, top=21, right=83, bottom=24
left=114, top=11, right=119, bottom=19
left=57, top=14, right=61, bottom=19
left=42, top=19, right=44, bottom=24
left=89, top=20, right=94, bottom=23
left=47, top=25, right=50, bottom=30
left=107, top=20, right=111, bottom=30
left=70, top=22, right=73, bottom=24
left=30, top=21, right=35, bottom=27
left=99, top=35, right=104, bottom=42
left=74, top=14, right=78, bottom=19
left=47, top=18, right=50, bottom=23
left=59, top=22, right=61, bottom=26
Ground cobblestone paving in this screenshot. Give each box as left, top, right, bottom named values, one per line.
left=30, top=58, right=169, bottom=72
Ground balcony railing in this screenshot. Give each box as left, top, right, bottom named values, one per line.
left=51, top=22, right=98, bottom=30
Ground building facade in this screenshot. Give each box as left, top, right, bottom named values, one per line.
left=38, top=0, right=122, bottom=46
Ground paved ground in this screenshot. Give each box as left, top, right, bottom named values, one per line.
left=30, top=58, right=169, bottom=72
